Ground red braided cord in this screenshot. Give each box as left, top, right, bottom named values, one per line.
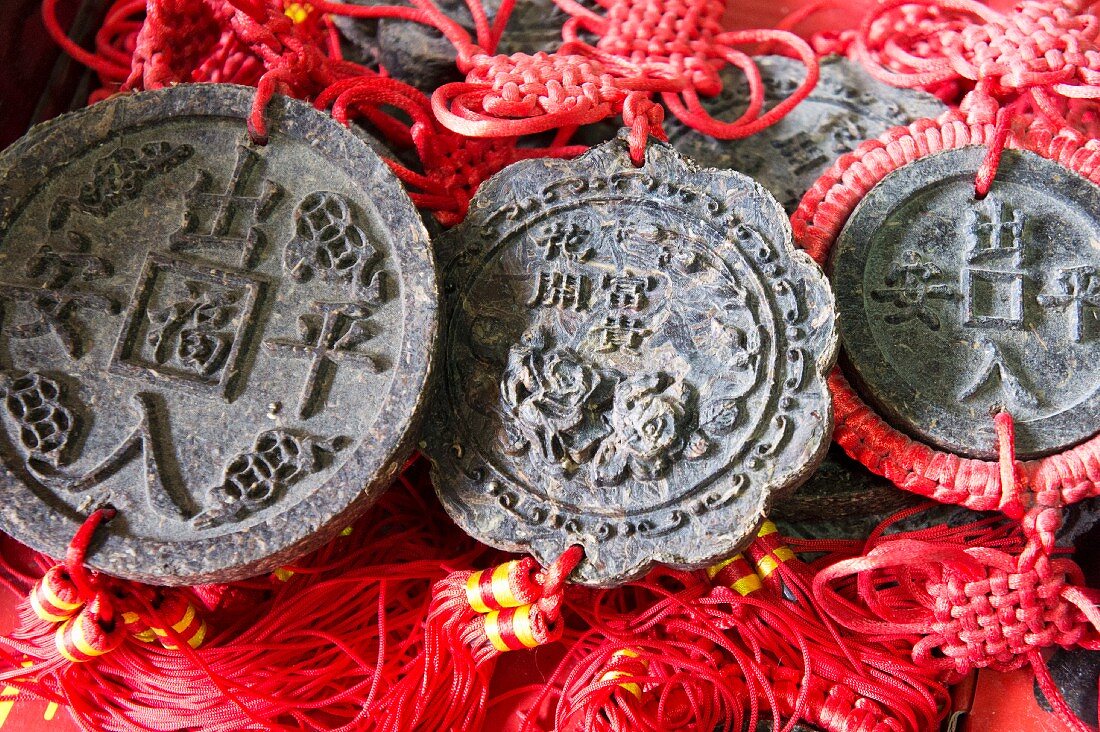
left=973, top=93, right=1021, bottom=197
left=850, top=0, right=1100, bottom=120
left=45, top=0, right=829, bottom=220
left=41, top=0, right=131, bottom=78
left=427, top=0, right=821, bottom=150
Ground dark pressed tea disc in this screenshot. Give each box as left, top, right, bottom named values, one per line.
left=831, top=147, right=1100, bottom=460
left=773, top=444, right=919, bottom=537
left=668, top=55, right=947, bottom=215
left=424, top=135, right=837, bottom=586
left=0, top=84, right=437, bottom=584
left=334, top=0, right=572, bottom=91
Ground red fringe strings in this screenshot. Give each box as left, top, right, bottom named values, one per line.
left=0, top=464, right=1049, bottom=730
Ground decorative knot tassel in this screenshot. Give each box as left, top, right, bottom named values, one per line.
left=372, top=547, right=582, bottom=731
left=55, top=595, right=126, bottom=663
left=29, top=566, right=83, bottom=625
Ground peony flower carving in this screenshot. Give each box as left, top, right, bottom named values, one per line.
left=499, top=331, right=705, bottom=485
left=499, top=331, right=610, bottom=474
left=592, top=374, right=695, bottom=487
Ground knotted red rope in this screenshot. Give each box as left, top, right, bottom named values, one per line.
left=431, top=0, right=820, bottom=162
left=855, top=0, right=1100, bottom=101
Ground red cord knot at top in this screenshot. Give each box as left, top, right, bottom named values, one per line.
left=125, top=0, right=223, bottom=90
left=994, top=411, right=1028, bottom=520
left=856, top=0, right=1100, bottom=104
left=535, top=545, right=583, bottom=620
left=65, top=508, right=116, bottom=604
left=953, top=0, right=1100, bottom=96
left=623, top=93, right=666, bottom=165
left=224, top=0, right=371, bottom=142
left=593, top=0, right=727, bottom=95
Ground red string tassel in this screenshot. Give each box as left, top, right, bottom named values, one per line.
left=373, top=546, right=582, bottom=731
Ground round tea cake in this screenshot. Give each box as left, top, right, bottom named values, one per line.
left=831, top=146, right=1100, bottom=459
left=0, top=84, right=437, bottom=584
left=668, top=55, right=946, bottom=214
left=424, top=136, right=837, bottom=586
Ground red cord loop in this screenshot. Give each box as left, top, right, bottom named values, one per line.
left=855, top=0, right=1100, bottom=111
left=622, top=93, right=665, bottom=165
left=993, top=412, right=1027, bottom=519
left=64, top=508, right=115, bottom=604
left=535, top=545, right=583, bottom=620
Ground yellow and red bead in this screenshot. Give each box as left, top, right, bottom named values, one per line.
left=55, top=598, right=125, bottom=663
left=482, top=603, right=558, bottom=652
left=705, top=553, right=763, bottom=596
left=29, top=566, right=83, bottom=623
left=747, top=520, right=795, bottom=580
left=147, top=591, right=207, bottom=650
left=598, top=649, right=648, bottom=700
left=465, top=558, right=539, bottom=614
left=122, top=610, right=156, bottom=643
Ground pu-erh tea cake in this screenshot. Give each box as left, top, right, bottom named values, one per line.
left=424, top=135, right=837, bottom=586
left=668, top=55, right=946, bottom=215
left=0, top=83, right=437, bottom=584
left=831, top=147, right=1100, bottom=459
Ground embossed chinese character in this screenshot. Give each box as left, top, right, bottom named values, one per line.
left=968, top=197, right=1025, bottom=262
left=170, top=145, right=282, bottom=268
left=0, top=371, right=78, bottom=468
left=820, top=116, right=864, bottom=155
left=27, top=391, right=198, bottom=520
left=146, top=281, right=241, bottom=378
left=49, top=142, right=194, bottom=230
left=284, top=191, right=383, bottom=298
left=958, top=339, right=1038, bottom=408
left=961, top=197, right=1028, bottom=328
left=595, top=314, right=651, bottom=353
left=264, top=301, right=385, bottom=418
left=0, top=232, right=120, bottom=358
left=870, top=250, right=958, bottom=330
left=528, top=271, right=590, bottom=310
left=602, top=274, right=655, bottom=310
left=771, top=132, right=830, bottom=177
left=614, top=224, right=674, bottom=268
left=1039, top=265, right=1100, bottom=343
left=535, top=221, right=593, bottom=262
left=196, top=429, right=346, bottom=527
left=111, top=254, right=260, bottom=397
